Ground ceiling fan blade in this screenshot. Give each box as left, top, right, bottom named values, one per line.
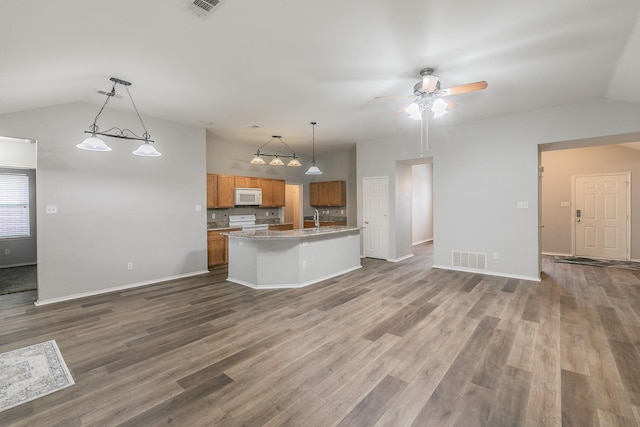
left=439, top=81, right=488, bottom=96
left=375, top=94, right=413, bottom=99
left=394, top=105, right=409, bottom=114
left=422, top=74, right=439, bottom=92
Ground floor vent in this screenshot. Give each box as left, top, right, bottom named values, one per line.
left=452, top=251, right=487, bottom=271
left=185, top=0, right=224, bottom=19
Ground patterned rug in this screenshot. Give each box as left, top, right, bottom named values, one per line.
left=0, top=340, right=74, bottom=412
left=554, top=256, right=640, bottom=270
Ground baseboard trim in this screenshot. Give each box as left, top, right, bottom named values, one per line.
left=432, top=264, right=540, bottom=282
left=1, top=262, right=37, bottom=269
left=542, top=251, right=573, bottom=257
left=412, top=238, right=433, bottom=245
left=34, top=270, right=210, bottom=306
left=387, top=253, right=414, bottom=263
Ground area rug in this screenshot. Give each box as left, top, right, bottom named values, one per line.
left=0, top=340, right=74, bottom=412
left=554, top=256, right=640, bottom=270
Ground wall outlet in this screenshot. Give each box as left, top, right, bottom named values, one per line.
left=493, top=252, right=499, bottom=259
left=4, top=248, right=9, bottom=255
left=211, top=213, right=216, bottom=219
left=127, top=262, right=133, bottom=270
left=195, top=205, right=202, bottom=211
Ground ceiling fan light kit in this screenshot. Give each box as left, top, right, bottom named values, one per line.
left=77, top=77, right=161, bottom=157
left=378, top=67, right=488, bottom=121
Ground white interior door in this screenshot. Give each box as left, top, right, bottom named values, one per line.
left=363, top=176, right=388, bottom=259
left=574, top=173, right=629, bottom=260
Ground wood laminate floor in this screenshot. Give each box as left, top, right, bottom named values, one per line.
left=2, top=243, right=640, bottom=426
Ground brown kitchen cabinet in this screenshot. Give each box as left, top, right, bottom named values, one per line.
left=303, top=220, right=337, bottom=228
left=269, top=223, right=294, bottom=231
left=234, top=176, right=259, bottom=188
left=207, top=174, right=235, bottom=208
left=309, top=180, right=346, bottom=207
left=272, top=179, right=285, bottom=206
left=207, top=228, right=240, bottom=267
left=258, top=178, right=285, bottom=207
left=207, top=230, right=227, bottom=267
left=206, top=174, right=218, bottom=208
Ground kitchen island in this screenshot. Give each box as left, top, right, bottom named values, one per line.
left=225, top=226, right=361, bottom=289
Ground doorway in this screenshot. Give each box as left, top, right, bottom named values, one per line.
left=0, top=136, right=37, bottom=296
left=284, top=183, right=302, bottom=229
left=540, top=142, right=640, bottom=265
left=362, top=176, right=388, bottom=259
left=573, top=173, right=630, bottom=260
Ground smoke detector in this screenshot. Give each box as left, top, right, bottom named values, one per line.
left=184, top=0, right=225, bottom=19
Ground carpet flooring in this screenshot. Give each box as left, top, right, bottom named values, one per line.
left=554, top=255, right=640, bottom=270
left=0, top=265, right=37, bottom=295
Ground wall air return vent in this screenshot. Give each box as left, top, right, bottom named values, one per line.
left=185, top=0, right=224, bottom=19
left=452, top=251, right=487, bottom=271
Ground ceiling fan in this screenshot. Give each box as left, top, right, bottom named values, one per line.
left=377, top=68, right=488, bottom=119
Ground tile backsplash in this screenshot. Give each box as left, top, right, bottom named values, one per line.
left=207, top=207, right=283, bottom=228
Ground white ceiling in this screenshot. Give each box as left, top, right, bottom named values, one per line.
left=1, top=0, right=639, bottom=155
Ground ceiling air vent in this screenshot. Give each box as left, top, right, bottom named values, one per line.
left=185, top=0, right=224, bottom=19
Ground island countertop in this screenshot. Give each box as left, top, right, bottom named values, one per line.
left=224, top=225, right=360, bottom=240
left=226, top=225, right=361, bottom=289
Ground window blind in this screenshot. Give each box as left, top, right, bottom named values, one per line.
left=0, top=173, right=30, bottom=238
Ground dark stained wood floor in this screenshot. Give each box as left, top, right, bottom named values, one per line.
left=2, top=243, right=640, bottom=426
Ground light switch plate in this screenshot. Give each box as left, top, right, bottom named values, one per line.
left=517, top=201, right=528, bottom=209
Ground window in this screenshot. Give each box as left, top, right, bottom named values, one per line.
left=0, top=173, right=30, bottom=238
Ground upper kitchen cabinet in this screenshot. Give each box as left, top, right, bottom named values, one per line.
left=234, top=176, right=259, bottom=188
left=207, top=174, right=235, bottom=208
left=310, top=180, right=346, bottom=207
left=206, top=174, right=218, bottom=208
left=258, top=178, right=285, bottom=207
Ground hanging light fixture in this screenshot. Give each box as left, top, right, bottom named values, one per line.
left=406, top=95, right=449, bottom=121
left=305, top=121, right=322, bottom=175
left=77, top=77, right=161, bottom=157
left=250, top=135, right=301, bottom=167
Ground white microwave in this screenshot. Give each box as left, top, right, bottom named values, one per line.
left=234, top=187, right=262, bottom=206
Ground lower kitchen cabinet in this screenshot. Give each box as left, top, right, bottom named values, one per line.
left=207, top=228, right=240, bottom=268
left=269, top=223, right=294, bottom=231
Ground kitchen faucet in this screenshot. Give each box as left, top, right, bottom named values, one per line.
left=314, top=209, right=320, bottom=229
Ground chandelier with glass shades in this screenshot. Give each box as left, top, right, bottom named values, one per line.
left=250, top=135, right=301, bottom=166
left=76, top=77, right=161, bottom=157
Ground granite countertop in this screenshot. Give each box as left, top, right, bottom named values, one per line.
left=207, top=222, right=294, bottom=231
left=224, top=225, right=360, bottom=239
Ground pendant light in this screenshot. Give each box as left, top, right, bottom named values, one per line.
left=305, top=121, right=322, bottom=175
left=77, top=77, right=161, bottom=157
left=249, top=135, right=300, bottom=167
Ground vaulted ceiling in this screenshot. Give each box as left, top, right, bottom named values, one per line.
left=1, top=0, right=639, bottom=154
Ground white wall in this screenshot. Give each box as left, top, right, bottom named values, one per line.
left=357, top=99, right=640, bottom=280
left=0, top=102, right=207, bottom=303
left=412, top=163, right=433, bottom=244
left=0, top=137, right=36, bottom=168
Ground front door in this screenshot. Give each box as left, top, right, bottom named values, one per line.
left=363, top=176, right=388, bottom=259
left=574, top=173, right=629, bottom=260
